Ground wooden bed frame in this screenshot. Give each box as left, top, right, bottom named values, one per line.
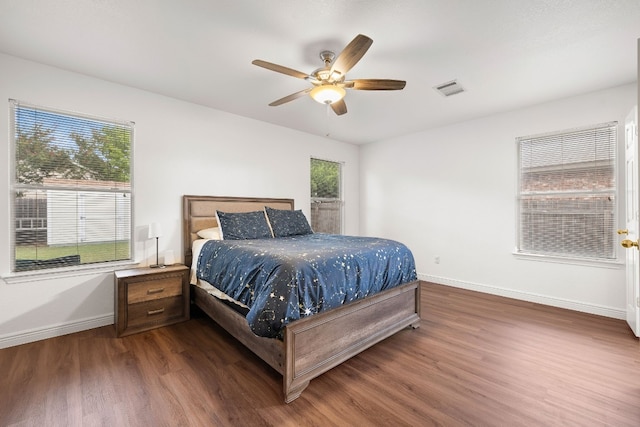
left=182, top=195, right=421, bottom=403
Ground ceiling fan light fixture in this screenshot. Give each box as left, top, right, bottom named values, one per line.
left=310, top=85, right=345, bottom=104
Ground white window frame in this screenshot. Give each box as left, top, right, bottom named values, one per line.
left=6, top=100, right=135, bottom=281
left=515, top=122, right=621, bottom=266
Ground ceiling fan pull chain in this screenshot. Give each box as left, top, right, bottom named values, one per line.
left=325, top=104, right=331, bottom=137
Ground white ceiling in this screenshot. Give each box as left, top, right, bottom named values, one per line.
left=1, top=0, right=639, bottom=145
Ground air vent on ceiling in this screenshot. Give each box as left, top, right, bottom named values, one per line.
left=434, top=80, right=465, bottom=97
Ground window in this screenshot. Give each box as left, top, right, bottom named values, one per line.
left=516, top=122, right=617, bottom=261
left=9, top=100, right=134, bottom=273
left=310, top=158, right=342, bottom=234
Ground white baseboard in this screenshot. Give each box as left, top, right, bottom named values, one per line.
left=0, top=314, right=114, bottom=349
left=419, top=273, right=626, bottom=320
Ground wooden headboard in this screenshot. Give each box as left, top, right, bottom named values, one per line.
left=182, top=195, right=295, bottom=267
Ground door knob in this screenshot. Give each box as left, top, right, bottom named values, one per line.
left=621, top=239, right=639, bottom=249
left=617, top=229, right=629, bottom=235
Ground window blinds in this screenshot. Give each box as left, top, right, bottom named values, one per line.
left=517, top=122, right=617, bottom=260
left=10, top=100, right=134, bottom=272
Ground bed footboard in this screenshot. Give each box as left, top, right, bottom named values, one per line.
left=193, top=281, right=420, bottom=403
left=283, top=280, right=421, bottom=402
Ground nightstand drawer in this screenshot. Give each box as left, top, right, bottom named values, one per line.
left=128, top=275, right=183, bottom=304
left=127, top=296, right=185, bottom=328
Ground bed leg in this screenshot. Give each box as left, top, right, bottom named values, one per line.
left=284, top=380, right=309, bottom=403
left=410, top=319, right=421, bottom=329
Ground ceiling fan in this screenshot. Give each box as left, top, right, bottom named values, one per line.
left=251, top=34, right=406, bottom=116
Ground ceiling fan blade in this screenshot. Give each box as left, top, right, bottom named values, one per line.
left=252, top=59, right=310, bottom=80
left=268, top=88, right=312, bottom=106
left=348, top=79, right=407, bottom=90
left=330, top=99, right=347, bottom=116
left=330, top=34, right=373, bottom=76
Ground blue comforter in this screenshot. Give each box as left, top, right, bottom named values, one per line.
left=196, top=234, right=417, bottom=339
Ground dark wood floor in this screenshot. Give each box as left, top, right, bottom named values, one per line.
left=2, top=282, right=640, bottom=426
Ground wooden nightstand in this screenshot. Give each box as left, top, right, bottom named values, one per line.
left=115, top=264, right=190, bottom=337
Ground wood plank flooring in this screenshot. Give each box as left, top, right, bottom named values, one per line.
left=1, top=282, right=639, bottom=426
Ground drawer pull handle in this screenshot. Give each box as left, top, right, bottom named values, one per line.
left=147, top=288, right=165, bottom=294
left=147, top=308, right=165, bottom=316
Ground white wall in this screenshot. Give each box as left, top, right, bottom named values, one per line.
left=0, top=53, right=359, bottom=348
left=360, top=83, right=638, bottom=318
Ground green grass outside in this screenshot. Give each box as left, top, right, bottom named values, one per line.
left=16, top=241, right=130, bottom=264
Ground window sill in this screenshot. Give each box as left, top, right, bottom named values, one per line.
left=512, top=251, right=624, bottom=269
left=2, top=260, right=141, bottom=284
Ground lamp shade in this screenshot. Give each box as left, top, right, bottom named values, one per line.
left=148, top=222, right=163, bottom=239
left=310, top=85, right=346, bottom=104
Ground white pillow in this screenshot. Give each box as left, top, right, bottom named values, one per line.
left=196, top=227, right=221, bottom=240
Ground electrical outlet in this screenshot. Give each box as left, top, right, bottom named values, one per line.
left=434, top=256, right=440, bottom=264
